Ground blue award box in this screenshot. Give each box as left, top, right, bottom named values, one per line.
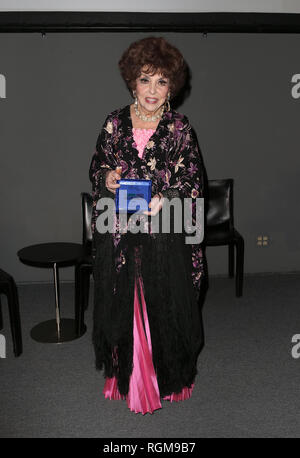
left=116, top=179, right=152, bottom=214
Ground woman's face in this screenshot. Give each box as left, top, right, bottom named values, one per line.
left=134, top=67, right=170, bottom=116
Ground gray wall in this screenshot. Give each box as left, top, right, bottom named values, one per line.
left=1, top=32, right=299, bottom=283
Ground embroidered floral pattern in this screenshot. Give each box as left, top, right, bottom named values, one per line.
left=89, top=104, right=205, bottom=292
left=146, top=140, right=155, bottom=149
left=174, top=155, right=185, bottom=173
left=147, top=157, right=157, bottom=171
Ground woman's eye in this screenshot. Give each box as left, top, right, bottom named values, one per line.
left=159, top=80, right=167, bottom=85
left=140, top=78, right=148, bottom=83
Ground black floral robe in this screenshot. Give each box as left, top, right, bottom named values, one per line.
left=89, top=104, right=207, bottom=397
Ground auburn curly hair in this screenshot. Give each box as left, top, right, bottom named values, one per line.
left=118, top=36, right=187, bottom=99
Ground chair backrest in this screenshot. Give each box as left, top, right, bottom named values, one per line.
left=206, top=179, right=234, bottom=230
left=81, top=192, right=93, bottom=251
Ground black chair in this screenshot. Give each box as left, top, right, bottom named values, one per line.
left=75, top=192, right=93, bottom=335
left=0, top=268, right=23, bottom=356
left=203, top=179, right=244, bottom=297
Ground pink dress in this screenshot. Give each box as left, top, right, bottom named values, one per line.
left=103, top=128, right=195, bottom=414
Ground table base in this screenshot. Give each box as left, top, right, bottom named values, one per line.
left=30, top=318, right=86, bottom=343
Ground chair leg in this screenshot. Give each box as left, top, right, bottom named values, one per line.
left=75, top=262, right=89, bottom=336
left=75, top=263, right=83, bottom=336
left=235, top=237, right=244, bottom=297
left=228, top=243, right=234, bottom=278
left=83, top=268, right=91, bottom=311
left=7, top=281, right=23, bottom=357
left=78, top=266, right=87, bottom=335
left=0, top=295, right=3, bottom=331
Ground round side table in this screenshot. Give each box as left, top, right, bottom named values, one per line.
left=17, top=242, right=86, bottom=344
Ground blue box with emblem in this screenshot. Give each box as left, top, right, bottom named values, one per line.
left=116, top=179, right=152, bottom=214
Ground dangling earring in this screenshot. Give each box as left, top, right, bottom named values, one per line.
left=132, top=90, right=139, bottom=111
left=164, top=92, right=171, bottom=112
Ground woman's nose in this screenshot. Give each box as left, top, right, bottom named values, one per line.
left=149, top=83, right=156, bottom=94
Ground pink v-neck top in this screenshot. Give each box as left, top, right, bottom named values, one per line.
left=132, top=128, right=155, bottom=159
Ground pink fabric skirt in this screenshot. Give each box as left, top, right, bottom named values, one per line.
left=103, top=273, right=195, bottom=415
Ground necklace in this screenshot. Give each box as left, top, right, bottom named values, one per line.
left=134, top=98, right=164, bottom=122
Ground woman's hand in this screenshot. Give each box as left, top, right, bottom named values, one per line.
left=143, top=193, right=164, bottom=216
left=105, top=168, right=122, bottom=194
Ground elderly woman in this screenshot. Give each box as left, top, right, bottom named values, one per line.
left=89, top=36, right=207, bottom=415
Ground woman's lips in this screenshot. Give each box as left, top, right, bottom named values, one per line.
left=145, top=98, right=158, bottom=104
